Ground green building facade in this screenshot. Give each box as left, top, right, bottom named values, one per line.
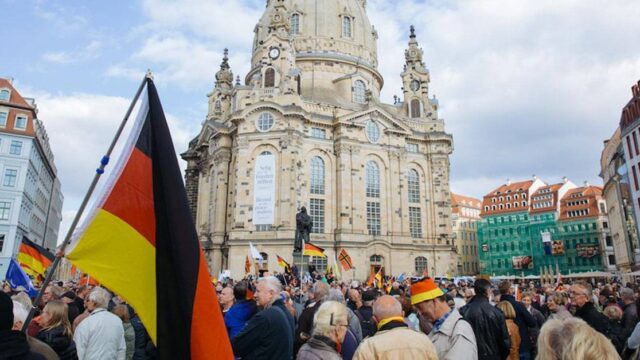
left=479, top=211, right=610, bottom=276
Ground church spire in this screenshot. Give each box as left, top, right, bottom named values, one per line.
left=404, top=25, right=425, bottom=71
left=215, top=48, right=234, bottom=89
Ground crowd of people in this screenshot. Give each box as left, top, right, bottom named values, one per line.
left=2, top=270, right=640, bottom=359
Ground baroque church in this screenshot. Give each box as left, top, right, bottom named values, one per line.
left=182, top=0, right=456, bottom=280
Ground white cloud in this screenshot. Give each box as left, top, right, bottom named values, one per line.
left=28, top=90, right=196, bottom=244
left=43, top=40, right=102, bottom=64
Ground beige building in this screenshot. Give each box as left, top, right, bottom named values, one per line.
left=182, top=0, right=455, bottom=280
left=600, top=128, right=639, bottom=273
left=451, top=193, right=481, bottom=275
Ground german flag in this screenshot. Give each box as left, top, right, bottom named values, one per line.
left=338, top=248, right=353, bottom=271
left=65, top=79, right=232, bottom=359
left=303, top=242, right=326, bottom=257
left=17, top=237, right=54, bottom=277
left=276, top=255, right=291, bottom=274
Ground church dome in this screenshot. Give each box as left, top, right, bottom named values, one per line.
left=253, top=0, right=377, bottom=66
left=250, top=0, right=382, bottom=103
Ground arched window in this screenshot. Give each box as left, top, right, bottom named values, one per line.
left=410, top=99, right=421, bottom=118
left=0, top=89, right=9, bottom=101
left=366, top=161, right=380, bottom=198
left=264, top=68, right=275, bottom=88
left=370, top=254, right=383, bottom=264
left=342, top=16, right=352, bottom=38
left=256, top=112, right=274, bottom=132
left=415, top=256, right=427, bottom=274
left=366, top=120, right=380, bottom=143
left=407, top=169, right=420, bottom=203
left=290, top=13, right=300, bottom=34
left=353, top=80, right=366, bottom=104
left=310, top=156, right=325, bottom=195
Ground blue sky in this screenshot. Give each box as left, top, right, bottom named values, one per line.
left=2, top=0, right=640, bottom=244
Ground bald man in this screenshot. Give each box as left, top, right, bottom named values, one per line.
left=353, top=295, right=438, bottom=360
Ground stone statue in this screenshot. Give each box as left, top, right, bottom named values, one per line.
left=294, top=206, right=313, bottom=252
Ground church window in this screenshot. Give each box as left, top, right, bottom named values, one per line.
left=415, top=256, right=427, bottom=274
left=410, top=99, right=421, bottom=118
left=309, top=198, right=325, bottom=233
left=214, top=100, right=221, bottom=112
left=256, top=112, right=274, bottom=132
left=367, top=201, right=381, bottom=235
left=409, top=207, right=422, bottom=238
left=290, top=13, right=300, bottom=34
left=310, top=156, right=325, bottom=195
left=405, top=143, right=418, bottom=153
left=264, top=68, right=275, bottom=88
left=0, top=89, right=9, bottom=101
left=309, top=256, right=327, bottom=273
left=366, top=161, right=380, bottom=198
left=407, top=169, right=420, bottom=203
left=342, top=16, right=352, bottom=38
left=310, top=128, right=326, bottom=139
left=365, top=120, right=380, bottom=143
left=353, top=80, right=366, bottom=104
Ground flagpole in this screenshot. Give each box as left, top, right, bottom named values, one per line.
left=22, top=72, right=152, bottom=332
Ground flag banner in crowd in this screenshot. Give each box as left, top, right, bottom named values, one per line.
left=16, top=236, right=54, bottom=277
left=303, top=242, right=326, bottom=257
left=64, top=79, right=233, bottom=359
left=338, top=248, right=353, bottom=271
left=244, top=255, right=251, bottom=274
left=6, top=258, right=38, bottom=297
left=249, top=241, right=263, bottom=261
left=375, top=268, right=383, bottom=289
left=277, top=255, right=291, bottom=274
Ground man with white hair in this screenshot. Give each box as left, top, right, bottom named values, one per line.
left=73, top=287, right=126, bottom=360
left=353, top=295, right=438, bottom=360
left=232, top=276, right=295, bottom=359
left=621, top=287, right=638, bottom=338
left=0, top=292, right=58, bottom=359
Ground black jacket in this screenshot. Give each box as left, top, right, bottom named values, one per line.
left=231, top=299, right=295, bottom=360
left=0, top=330, right=47, bottom=360
left=623, top=303, right=638, bottom=338
left=575, top=302, right=610, bottom=336
left=460, top=296, right=511, bottom=360
left=36, top=327, right=76, bottom=360
left=500, top=294, right=537, bottom=354
left=295, top=301, right=322, bottom=354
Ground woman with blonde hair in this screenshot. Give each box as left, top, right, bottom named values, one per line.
left=537, top=317, right=619, bottom=360
left=37, top=299, right=78, bottom=359
left=297, top=300, right=349, bottom=360
left=497, top=301, right=521, bottom=360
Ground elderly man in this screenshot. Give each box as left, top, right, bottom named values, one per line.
left=73, top=287, right=126, bottom=360
left=295, top=281, right=330, bottom=352
left=219, top=287, right=235, bottom=314
left=621, top=287, right=638, bottom=338
left=570, top=280, right=610, bottom=336
left=232, top=276, right=295, bottom=360
left=353, top=295, right=438, bottom=360
left=412, top=277, right=477, bottom=360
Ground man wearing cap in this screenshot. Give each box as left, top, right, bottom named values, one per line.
left=353, top=295, right=438, bottom=360
left=412, top=277, right=478, bottom=360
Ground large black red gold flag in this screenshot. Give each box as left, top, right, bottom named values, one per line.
left=65, top=79, right=233, bottom=359
left=17, top=236, right=54, bottom=277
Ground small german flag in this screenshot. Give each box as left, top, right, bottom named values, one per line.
left=303, top=242, right=326, bottom=257
left=17, top=237, right=54, bottom=277
left=276, top=255, right=291, bottom=274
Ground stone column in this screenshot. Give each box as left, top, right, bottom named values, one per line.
left=335, top=143, right=354, bottom=236
left=212, top=149, right=232, bottom=237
